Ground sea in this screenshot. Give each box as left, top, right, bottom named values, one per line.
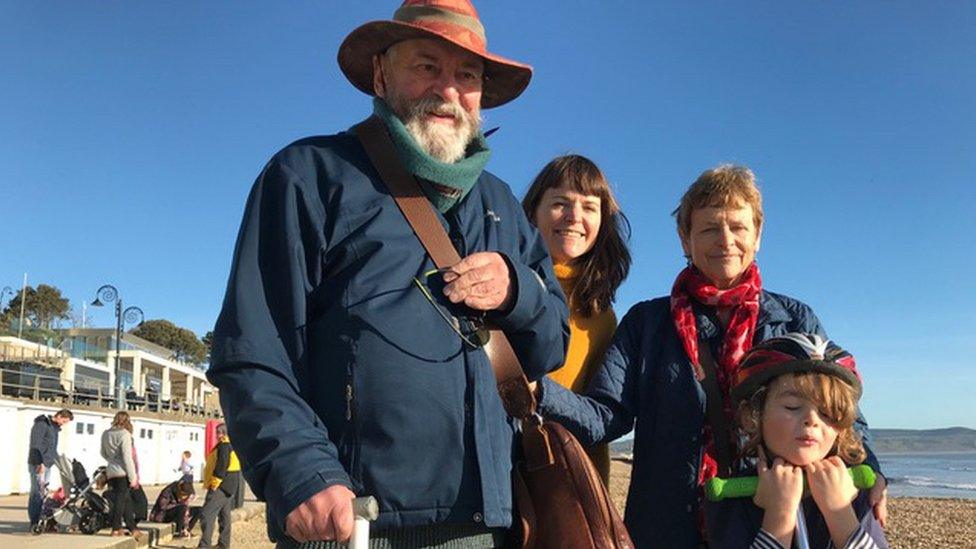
left=879, top=452, right=976, bottom=499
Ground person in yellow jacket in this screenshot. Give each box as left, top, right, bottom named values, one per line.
left=198, top=423, right=241, bottom=548
left=522, top=154, right=631, bottom=486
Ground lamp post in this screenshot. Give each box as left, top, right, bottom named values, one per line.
left=91, top=284, right=144, bottom=408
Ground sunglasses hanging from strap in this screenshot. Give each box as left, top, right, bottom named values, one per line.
left=351, top=115, right=535, bottom=420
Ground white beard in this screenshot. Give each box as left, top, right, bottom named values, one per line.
left=392, top=97, right=482, bottom=163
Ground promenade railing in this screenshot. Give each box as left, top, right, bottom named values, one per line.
left=0, top=362, right=222, bottom=420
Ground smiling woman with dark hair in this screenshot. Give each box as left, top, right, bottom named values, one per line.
left=522, top=154, right=630, bottom=485
left=534, top=164, right=888, bottom=547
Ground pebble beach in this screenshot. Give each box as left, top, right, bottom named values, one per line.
left=198, top=459, right=976, bottom=548
left=608, top=459, right=976, bottom=548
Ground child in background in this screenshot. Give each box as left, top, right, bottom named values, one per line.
left=706, top=333, right=888, bottom=548
left=177, top=450, right=193, bottom=481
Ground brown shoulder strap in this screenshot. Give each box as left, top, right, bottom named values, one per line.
left=698, top=341, right=734, bottom=478
left=352, top=116, right=537, bottom=420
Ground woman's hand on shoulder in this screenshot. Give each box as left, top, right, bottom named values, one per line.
left=869, top=473, right=888, bottom=528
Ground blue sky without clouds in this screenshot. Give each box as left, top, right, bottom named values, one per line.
left=2, top=2, right=974, bottom=429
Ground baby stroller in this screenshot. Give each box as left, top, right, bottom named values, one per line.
left=38, top=454, right=112, bottom=535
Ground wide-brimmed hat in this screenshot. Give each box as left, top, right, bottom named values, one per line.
left=729, top=333, right=863, bottom=403
left=338, top=0, right=532, bottom=109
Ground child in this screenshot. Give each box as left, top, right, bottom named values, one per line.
left=706, top=333, right=888, bottom=549
left=176, top=450, right=193, bottom=481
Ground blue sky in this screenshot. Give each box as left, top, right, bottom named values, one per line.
left=2, top=2, right=973, bottom=429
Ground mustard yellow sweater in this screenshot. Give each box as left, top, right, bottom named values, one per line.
left=547, top=264, right=617, bottom=485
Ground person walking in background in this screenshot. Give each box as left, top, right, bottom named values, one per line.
left=177, top=450, right=194, bottom=481
left=198, top=423, right=240, bottom=548
left=100, top=411, right=143, bottom=540
left=26, top=408, right=73, bottom=533
left=522, top=155, right=631, bottom=486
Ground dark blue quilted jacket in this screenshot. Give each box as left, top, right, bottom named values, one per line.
left=210, top=132, right=569, bottom=541
left=537, top=291, right=880, bottom=548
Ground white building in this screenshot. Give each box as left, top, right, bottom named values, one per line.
left=1, top=330, right=218, bottom=410
left=0, top=333, right=221, bottom=495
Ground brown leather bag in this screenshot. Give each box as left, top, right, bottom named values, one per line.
left=354, top=116, right=633, bottom=549
left=515, top=418, right=633, bottom=548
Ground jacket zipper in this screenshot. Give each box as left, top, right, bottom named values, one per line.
left=345, top=382, right=354, bottom=421
left=344, top=371, right=362, bottom=492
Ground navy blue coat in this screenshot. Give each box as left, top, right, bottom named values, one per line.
left=537, top=291, right=880, bottom=548
left=209, top=131, right=569, bottom=540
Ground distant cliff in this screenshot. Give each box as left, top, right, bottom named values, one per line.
left=609, top=427, right=976, bottom=456
left=869, top=427, right=976, bottom=454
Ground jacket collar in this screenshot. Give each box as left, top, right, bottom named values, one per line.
left=693, top=290, right=791, bottom=340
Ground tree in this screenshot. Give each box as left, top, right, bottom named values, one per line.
left=2, top=284, right=71, bottom=330
left=202, top=330, right=214, bottom=361
left=131, top=319, right=208, bottom=365
left=69, top=305, right=95, bottom=328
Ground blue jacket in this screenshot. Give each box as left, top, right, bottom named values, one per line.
left=27, top=414, right=61, bottom=467
left=537, top=291, right=880, bottom=548
left=706, top=483, right=888, bottom=548
left=209, top=131, right=569, bottom=540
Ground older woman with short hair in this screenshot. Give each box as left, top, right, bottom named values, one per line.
left=535, top=164, right=886, bottom=548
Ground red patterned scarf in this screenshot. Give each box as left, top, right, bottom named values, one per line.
left=670, top=262, right=762, bottom=484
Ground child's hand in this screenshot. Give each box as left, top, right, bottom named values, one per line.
left=804, top=456, right=857, bottom=513
left=805, top=456, right=859, bottom=546
left=754, top=448, right=802, bottom=547
left=753, top=448, right=803, bottom=512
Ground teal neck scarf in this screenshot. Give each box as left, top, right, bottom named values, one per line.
left=373, top=98, right=490, bottom=213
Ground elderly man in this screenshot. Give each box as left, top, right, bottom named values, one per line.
left=209, top=1, right=568, bottom=547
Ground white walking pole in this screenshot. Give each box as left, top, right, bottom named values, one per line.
left=348, top=496, right=379, bottom=549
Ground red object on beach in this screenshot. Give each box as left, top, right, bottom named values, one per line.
left=204, top=419, right=222, bottom=455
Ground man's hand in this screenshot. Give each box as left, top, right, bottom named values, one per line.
left=35, top=464, right=45, bottom=476
left=442, top=252, right=514, bottom=312
left=130, top=479, right=140, bottom=489
left=869, top=472, right=888, bottom=528
left=285, top=484, right=355, bottom=543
